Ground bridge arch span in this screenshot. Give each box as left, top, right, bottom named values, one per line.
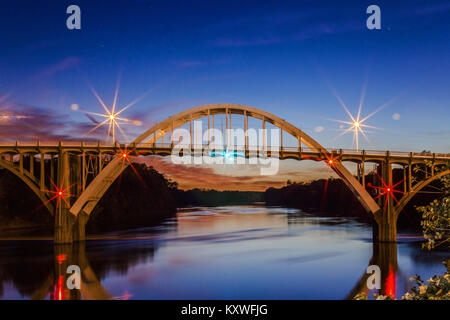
left=394, top=169, right=450, bottom=219
left=0, top=158, right=54, bottom=215
left=70, top=104, right=381, bottom=218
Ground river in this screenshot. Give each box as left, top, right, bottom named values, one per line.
left=0, top=206, right=448, bottom=300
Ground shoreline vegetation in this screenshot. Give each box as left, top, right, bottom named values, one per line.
left=355, top=163, right=450, bottom=300
left=0, top=163, right=444, bottom=235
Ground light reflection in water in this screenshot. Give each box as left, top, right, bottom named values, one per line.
left=0, top=206, right=447, bottom=300
left=385, top=266, right=396, bottom=299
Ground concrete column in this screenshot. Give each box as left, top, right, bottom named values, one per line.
left=73, top=211, right=88, bottom=242
left=244, top=112, right=248, bottom=150
left=377, top=208, right=397, bottom=242
left=19, top=153, right=24, bottom=174
left=54, top=152, right=76, bottom=244
left=376, top=160, right=397, bottom=242
left=29, top=154, right=34, bottom=177
left=40, top=153, right=45, bottom=191
left=403, top=165, right=407, bottom=193
left=262, top=117, right=266, bottom=151
left=408, top=163, right=412, bottom=191
left=189, top=115, right=193, bottom=148
left=361, top=151, right=366, bottom=187
left=82, top=152, right=86, bottom=191
left=50, top=155, right=55, bottom=183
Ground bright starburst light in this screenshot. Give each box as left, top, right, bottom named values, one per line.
left=80, top=75, right=144, bottom=143
left=327, top=80, right=397, bottom=151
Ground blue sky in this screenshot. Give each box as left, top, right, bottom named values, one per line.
left=0, top=0, right=449, bottom=189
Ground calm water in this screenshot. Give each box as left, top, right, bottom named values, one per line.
left=0, top=206, right=448, bottom=300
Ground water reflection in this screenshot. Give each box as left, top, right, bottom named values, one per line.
left=0, top=241, right=54, bottom=299
left=0, top=240, right=159, bottom=300
left=0, top=207, right=447, bottom=300
left=346, top=242, right=398, bottom=299
left=49, top=244, right=109, bottom=300
left=1, top=240, right=405, bottom=300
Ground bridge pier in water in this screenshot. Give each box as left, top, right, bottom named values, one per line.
left=373, top=159, right=398, bottom=243
left=374, top=207, right=398, bottom=243
left=54, top=151, right=87, bottom=244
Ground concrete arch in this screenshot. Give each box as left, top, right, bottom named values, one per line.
left=0, top=158, right=54, bottom=214
left=394, top=169, right=450, bottom=219
left=70, top=104, right=381, bottom=217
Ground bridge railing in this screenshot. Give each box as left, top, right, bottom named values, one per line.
left=0, top=141, right=449, bottom=159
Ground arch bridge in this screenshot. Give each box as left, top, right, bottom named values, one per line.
left=0, top=104, right=448, bottom=243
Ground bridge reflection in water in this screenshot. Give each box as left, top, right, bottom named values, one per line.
left=0, top=241, right=158, bottom=300
left=0, top=240, right=411, bottom=300
left=346, top=242, right=399, bottom=299
left=1, top=207, right=447, bottom=300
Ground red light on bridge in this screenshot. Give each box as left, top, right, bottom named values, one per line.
left=41, top=176, right=76, bottom=210
left=115, top=145, right=146, bottom=186
left=319, top=151, right=342, bottom=169
left=116, top=145, right=136, bottom=165
left=368, top=173, right=404, bottom=209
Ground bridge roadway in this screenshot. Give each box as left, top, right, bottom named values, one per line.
left=1, top=141, right=449, bottom=165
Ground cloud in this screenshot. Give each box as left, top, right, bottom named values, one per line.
left=314, top=126, right=325, bottom=132
left=29, top=57, right=80, bottom=82
left=133, top=156, right=333, bottom=191
left=0, top=101, right=99, bottom=142
left=133, top=156, right=289, bottom=191
left=213, top=21, right=361, bottom=47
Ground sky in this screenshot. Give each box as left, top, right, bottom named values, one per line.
left=0, top=0, right=449, bottom=190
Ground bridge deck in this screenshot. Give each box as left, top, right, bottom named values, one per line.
left=0, top=142, right=448, bottom=165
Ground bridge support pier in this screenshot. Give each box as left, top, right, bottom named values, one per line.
left=375, top=208, right=398, bottom=242
left=373, top=160, right=398, bottom=243
left=73, top=211, right=88, bottom=242
left=54, top=151, right=86, bottom=244
left=55, top=206, right=77, bottom=244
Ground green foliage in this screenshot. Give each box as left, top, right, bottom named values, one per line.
left=375, top=261, right=450, bottom=300
left=416, top=162, right=450, bottom=250
left=356, top=162, right=450, bottom=301
left=355, top=261, right=450, bottom=300
left=401, top=261, right=450, bottom=300
left=417, top=198, right=449, bottom=249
